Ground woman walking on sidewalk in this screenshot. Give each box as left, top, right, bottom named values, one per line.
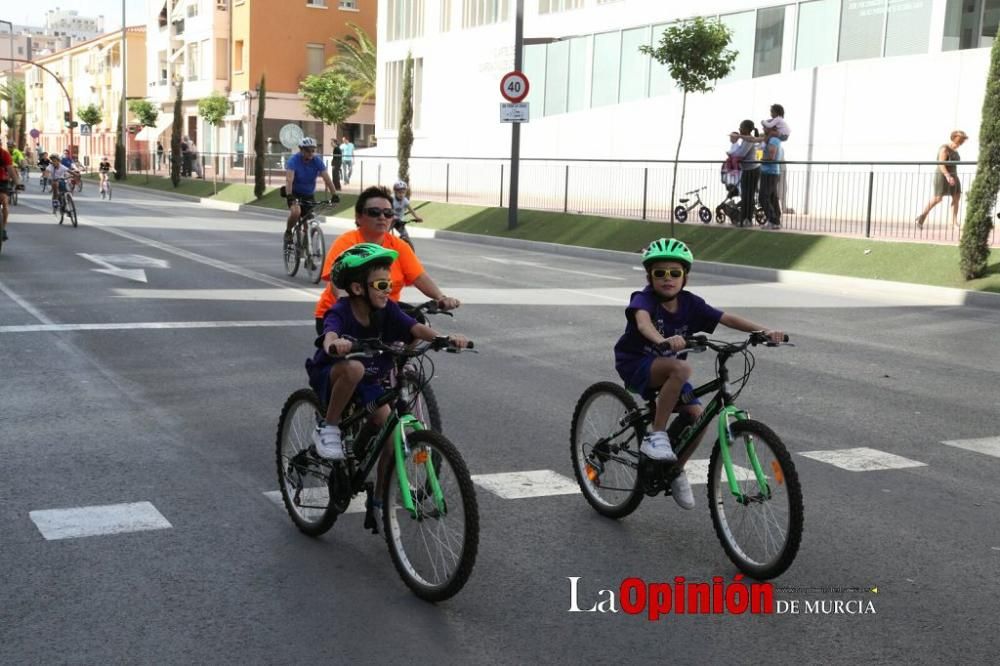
left=915, top=130, right=968, bottom=229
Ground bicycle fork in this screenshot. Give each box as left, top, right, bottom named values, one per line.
left=390, top=414, right=447, bottom=517
left=715, top=406, right=772, bottom=503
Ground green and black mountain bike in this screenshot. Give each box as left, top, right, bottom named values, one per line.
left=571, top=332, right=803, bottom=579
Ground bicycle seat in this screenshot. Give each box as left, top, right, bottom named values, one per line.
left=679, top=198, right=689, bottom=204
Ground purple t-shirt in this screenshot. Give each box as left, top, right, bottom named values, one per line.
left=614, top=287, right=723, bottom=370
left=310, top=299, right=417, bottom=383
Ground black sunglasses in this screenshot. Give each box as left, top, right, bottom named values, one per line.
left=363, top=207, right=395, bottom=219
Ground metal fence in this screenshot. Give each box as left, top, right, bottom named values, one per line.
left=123, top=150, right=997, bottom=244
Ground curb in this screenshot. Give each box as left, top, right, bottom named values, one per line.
left=94, top=181, right=1000, bottom=310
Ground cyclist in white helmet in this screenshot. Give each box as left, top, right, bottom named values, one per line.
left=390, top=180, right=422, bottom=248
left=284, top=137, right=338, bottom=246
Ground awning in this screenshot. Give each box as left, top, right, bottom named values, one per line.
left=135, top=116, right=173, bottom=143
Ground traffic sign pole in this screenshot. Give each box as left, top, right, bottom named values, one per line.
left=508, top=0, right=524, bottom=231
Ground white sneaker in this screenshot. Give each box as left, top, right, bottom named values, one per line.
left=313, top=424, right=345, bottom=460
left=639, top=431, right=677, bottom=462
left=671, top=471, right=696, bottom=510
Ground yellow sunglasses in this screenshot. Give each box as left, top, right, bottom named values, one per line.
left=369, top=279, right=393, bottom=292
left=650, top=268, right=685, bottom=279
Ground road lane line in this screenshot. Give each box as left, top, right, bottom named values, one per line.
left=798, top=447, right=927, bottom=471
left=481, top=255, right=625, bottom=280
left=30, top=501, right=172, bottom=540
left=0, top=320, right=308, bottom=334
left=0, top=279, right=56, bottom=325
left=472, top=469, right=580, bottom=499
left=942, top=436, right=1000, bottom=459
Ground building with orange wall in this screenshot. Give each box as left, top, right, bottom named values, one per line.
left=145, top=0, right=375, bottom=165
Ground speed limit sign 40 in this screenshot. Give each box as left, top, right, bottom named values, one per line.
left=500, top=71, right=530, bottom=103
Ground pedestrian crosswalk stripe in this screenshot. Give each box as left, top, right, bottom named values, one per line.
left=942, top=436, right=1000, bottom=459
left=798, top=447, right=927, bottom=472
left=471, top=469, right=580, bottom=499
left=683, top=459, right=756, bottom=485
left=29, top=501, right=172, bottom=540
left=263, top=490, right=367, bottom=514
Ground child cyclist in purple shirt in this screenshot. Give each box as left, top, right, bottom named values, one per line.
left=614, top=238, right=785, bottom=509
left=306, top=243, right=469, bottom=460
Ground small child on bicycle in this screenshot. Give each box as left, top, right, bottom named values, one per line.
left=98, top=156, right=113, bottom=190
left=44, top=159, right=75, bottom=211
left=391, top=180, right=422, bottom=244
left=306, top=242, right=469, bottom=460
left=614, top=238, right=784, bottom=509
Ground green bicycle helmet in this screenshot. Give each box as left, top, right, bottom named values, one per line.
left=331, top=242, right=399, bottom=290
left=642, top=238, right=693, bottom=272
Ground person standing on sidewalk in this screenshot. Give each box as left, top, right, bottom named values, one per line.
left=915, top=130, right=968, bottom=229
left=758, top=124, right=784, bottom=230
left=728, top=120, right=761, bottom=227
left=340, top=136, right=354, bottom=184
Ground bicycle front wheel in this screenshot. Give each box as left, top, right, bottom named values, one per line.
left=65, top=194, right=78, bottom=228
left=708, top=419, right=803, bottom=579
left=283, top=230, right=301, bottom=277
left=399, top=366, right=443, bottom=433
left=570, top=382, right=644, bottom=518
left=275, top=388, right=337, bottom=536
left=383, top=430, right=479, bottom=602
left=305, top=224, right=325, bottom=284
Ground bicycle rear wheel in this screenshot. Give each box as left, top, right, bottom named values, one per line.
left=275, top=388, right=337, bottom=536
left=708, top=419, right=803, bottom=579
left=305, top=223, right=325, bottom=284
left=65, top=194, right=78, bottom=228
left=283, top=228, right=301, bottom=277
left=570, top=381, right=644, bottom=518
left=383, top=430, right=479, bottom=602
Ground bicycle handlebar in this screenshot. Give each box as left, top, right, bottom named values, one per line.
left=334, top=336, right=475, bottom=360
left=681, top=331, right=791, bottom=354
left=409, top=299, right=455, bottom=318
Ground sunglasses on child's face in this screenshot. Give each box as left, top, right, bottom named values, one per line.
left=364, top=207, right=395, bottom=219
left=369, top=279, right=392, bottom=292
left=650, top=268, right=685, bottom=280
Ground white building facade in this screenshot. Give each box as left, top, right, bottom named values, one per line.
left=374, top=0, right=998, bottom=164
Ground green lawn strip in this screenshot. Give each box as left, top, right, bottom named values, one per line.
left=407, top=201, right=1000, bottom=293
left=88, top=172, right=219, bottom=198
left=246, top=189, right=360, bottom=216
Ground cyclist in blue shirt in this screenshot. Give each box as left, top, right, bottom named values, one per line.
left=284, top=137, right=338, bottom=245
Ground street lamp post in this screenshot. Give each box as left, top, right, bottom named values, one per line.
left=121, top=0, right=127, bottom=176
left=508, top=0, right=524, bottom=231
left=9, top=58, right=73, bottom=155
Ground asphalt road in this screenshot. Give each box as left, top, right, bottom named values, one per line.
left=1, top=185, right=998, bottom=664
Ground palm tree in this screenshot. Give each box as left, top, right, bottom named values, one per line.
left=329, top=23, right=376, bottom=104
left=0, top=81, right=26, bottom=148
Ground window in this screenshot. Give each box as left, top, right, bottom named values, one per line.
left=388, top=0, right=426, bottom=39
left=884, top=0, right=932, bottom=57
left=187, top=42, right=200, bottom=80
left=339, top=0, right=358, bottom=7
left=523, top=43, right=546, bottom=112
left=187, top=2, right=199, bottom=18
left=566, top=36, right=588, bottom=112
left=544, top=40, right=568, bottom=116
left=753, top=6, right=784, bottom=78
left=619, top=25, right=650, bottom=103
left=795, top=0, right=839, bottom=69
left=539, top=0, right=582, bottom=13
left=839, top=0, right=885, bottom=61
left=306, top=0, right=327, bottom=7
left=591, top=30, right=620, bottom=108
left=217, top=0, right=228, bottom=10
left=234, top=39, right=244, bottom=71
left=648, top=23, right=672, bottom=96
left=720, top=12, right=755, bottom=82
left=306, top=44, right=325, bottom=75
left=943, top=0, right=1000, bottom=50
left=461, top=0, right=507, bottom=29
left=384, top=58, right=423, bottom=129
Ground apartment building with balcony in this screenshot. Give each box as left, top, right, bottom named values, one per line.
left=24, top=27, right=147, bottom=163
left=145, top=0, right=376, bottom=165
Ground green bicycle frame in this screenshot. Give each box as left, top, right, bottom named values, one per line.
left=389, top=413, right=447, bottom=518
left=714, top=405, right=771, bottom=500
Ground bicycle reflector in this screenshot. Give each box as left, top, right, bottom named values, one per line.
left=585, top=464, right=599, bottom=484
left=771, top=460, right=785, bottom=485
left=414, top=449, right=429, bottom=464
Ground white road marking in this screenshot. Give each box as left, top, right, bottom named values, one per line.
left=942, top=436, right=1000, bottom=458
left=29, top=501, right=172, bottom=540
left=682, top=459, right=756, bottom=485
left=112, top=288, right=316, bottom=302
left=472, top=469, right=581, bottom=499
left=0, top=279, right=56, bottom=325
left=481, top=255, right=625, bottom=280
left=0, top=320, right=307, bottom=334
left=78, top=253, right=149, bottom=283
left=798, top=447, right=927, bottom=472
left=264, top=490, right=367, bottom=514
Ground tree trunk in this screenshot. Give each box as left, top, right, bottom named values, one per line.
left=669, top=90, right=688, bottom=237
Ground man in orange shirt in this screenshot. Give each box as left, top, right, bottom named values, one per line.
left=314, top=185, right=460, bottom=333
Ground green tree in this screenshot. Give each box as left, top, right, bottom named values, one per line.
left=79, top=103, right=104, bottom=171
left=300, top=70, right=359, bottom=135
left=960, top=37, right=1000, bottom=279
left=397, top=52, right=414, bottom=188
left=114, top=96, right=126, bottom=180
left=641, top=17, right=736, bottom=231
left=128, top=99, right=160, bottom=128
left=170, top=82, right=183, bottom=187
left=329, top=22, right=376, bottom=104
left=254, top=75, right=266, bottom=199
left=0, top=81, right=26, bottom=148
left=198, top=91, right=229, bottom=189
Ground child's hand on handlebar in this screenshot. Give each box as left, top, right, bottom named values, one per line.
left=447, top=335, right=470, bottom=349
left=763, top=329, right=786, bottom=344
left=326, top=338, right=354, bottom=356
left=656, top=335, right=687, bottom=353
